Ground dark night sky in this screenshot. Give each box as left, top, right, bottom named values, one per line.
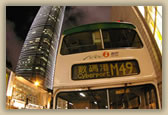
left=6, top=6, right=112, bottom=71
left=6, top=6, right=40, bottom=41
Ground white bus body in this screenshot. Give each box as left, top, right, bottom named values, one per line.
left=53, top=22, right=161, bottom=109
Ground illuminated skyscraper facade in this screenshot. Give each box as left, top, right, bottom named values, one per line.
left=15, top=6, right=65, bottom=90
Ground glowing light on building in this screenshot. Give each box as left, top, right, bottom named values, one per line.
left=34, top=81, right=40, bottom=86
left=138, top=6, right=162, bottom=54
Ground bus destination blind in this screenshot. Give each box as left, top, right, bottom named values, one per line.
left=72, top=60, right=140, bottom=80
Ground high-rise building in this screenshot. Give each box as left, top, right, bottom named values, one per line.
left=15, top=6, right=65, bottom=90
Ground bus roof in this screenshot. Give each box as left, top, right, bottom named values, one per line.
left=63, top=22, right=136, bottom=35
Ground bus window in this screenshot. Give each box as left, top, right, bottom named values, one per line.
left=55, top=84, right=159, bottom=109
left=56, top=89, right=108, bottom=109
left=61, top=28, right=143, bottom=55
left=109, top=84, right=158, bottom=109
left=144, top=87, right=158, bottom=109
left=61, top=31, right=102, bottom=55
left=102, top=29, right=143, bottom=49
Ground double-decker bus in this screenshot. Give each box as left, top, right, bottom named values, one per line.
left=53, top=22, right=161, bottom=109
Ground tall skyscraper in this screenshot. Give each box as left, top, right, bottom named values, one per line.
left=15, top=6, right=65, bottom=90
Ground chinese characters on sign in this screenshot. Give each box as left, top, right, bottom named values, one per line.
left=72, top=60, right=139, bottom=80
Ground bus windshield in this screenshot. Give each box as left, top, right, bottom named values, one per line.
left=60, top=28, right=143, bottom=55
left=56, top=84, right=158, bottom=109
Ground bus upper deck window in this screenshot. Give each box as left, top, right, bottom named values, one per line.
left=60, top=28, right=143, bottom=55
left=92, top=31, right=102, bottom=50
left=61, top=31, right=102, bottom=55
left=102, top=28, right=143, bottom=49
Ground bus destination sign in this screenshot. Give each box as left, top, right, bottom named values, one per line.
left=72, top=60, right=140, bottom=80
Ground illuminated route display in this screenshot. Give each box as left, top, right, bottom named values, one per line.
left=72, top=60, right=140, bottom=80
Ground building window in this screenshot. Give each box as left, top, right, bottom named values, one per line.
left=40, top=67, right=45, bottom=72
left=31, top=31, right=36, bottom=34
left=29, top=41, right=34, bottom=44
left=35, top=67, right=39, bottom=70
left=43, top=38, right=51, bottom=46
left=40, top=56, right=48, bottom=62
left=46, top=49, right=49, bottom=53
left=19, top=68, right=32, bottom=71
left=49, top=15, right=57, bottom=22
left=43, top=28, right=53, bottom=37
left=29, top=46, right=37, bottom=50
left=24, top=44, right=27, bottom=47
left=35, top=38, right=41, bottom=42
